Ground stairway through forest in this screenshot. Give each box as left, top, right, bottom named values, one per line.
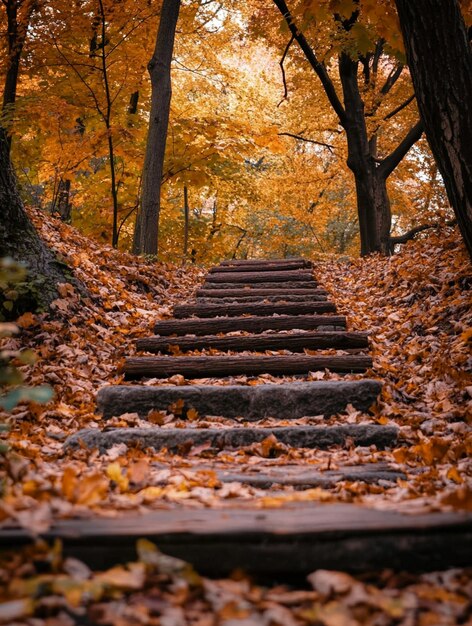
left=3, top=258, right=472, bottom=575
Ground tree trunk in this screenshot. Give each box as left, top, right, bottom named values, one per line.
left=0, top=128, right=70, bottom=313
left=135, top=0, right=181, bottom=255
left=183, top=185, right=189, bottom=258
left=394, top=0, right=472, bottom=260
left=272, top=0, right=423, bottom=257
left=339, top=53, right=392, bottom=255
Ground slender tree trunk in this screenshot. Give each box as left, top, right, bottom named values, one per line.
left=3, top=0, right=37, bottom=154
left=135, top=0, right=181, bottom=256
left=395, top=0, right=472, bottom=260
left=183, top=185, right=189, bottom=258
left=339, top=53, right=387, bottom=255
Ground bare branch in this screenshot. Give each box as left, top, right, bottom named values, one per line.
left=378, top=119, right=424, bottom=179
left=278, top=132, right=335, bottom=152
left=277, top=34, right=294, bottom=106
left=384, top=93, right=415, bottom=120
left=273, top=0, right=347, bottom=125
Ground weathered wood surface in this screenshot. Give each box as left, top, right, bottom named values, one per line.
left=196, top=294, right=328, bottom=304
left=137, top=331, right=369, bottom=354
left=212, top=463, right=406, bottom=488
left=173, top=301, right=336, bottom=319
left=97, top=380, right=382, bottom=419
left=209, top=261, right=310, bottom=273
left=124, top=354, right=373, bottom=379
left=154, top=314, right=347, bottom=336
left=205, top=270, right=314, bottom=284
left=196, top=288, right=327, bottom=298
left=202, top=281, right=319, bottom=290
left=219, top=257, right=312, bottom=268
left=65, top=424, right=398, bottom=452
left=4, top=504, right=471, bottom=573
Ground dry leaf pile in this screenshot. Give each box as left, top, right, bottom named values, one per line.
left=0, top=213, right=471, bottom=525
left=1, top=540, right=472, bottom=625
left=1, top=213, right=472, bottom=625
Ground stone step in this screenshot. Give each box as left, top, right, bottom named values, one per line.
left=96, top=380, right=382, bottom=419
left=65, top=423, right=398, bottom=453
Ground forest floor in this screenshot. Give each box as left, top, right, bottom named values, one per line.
left=0, top=210, right=471, bottom=625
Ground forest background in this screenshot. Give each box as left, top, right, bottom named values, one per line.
left=2, top=0, right=466, bottom=266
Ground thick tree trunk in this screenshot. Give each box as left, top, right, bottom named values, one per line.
left=135, top=0, right=181, bottom=255
left=394, top=0, right=472, bottom=260
left=0, top=128, right=69, bottom=312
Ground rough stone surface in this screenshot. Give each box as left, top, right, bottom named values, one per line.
left=65, top=423, right=398, bottom=453
left=97, top=380, right=382, bottom=419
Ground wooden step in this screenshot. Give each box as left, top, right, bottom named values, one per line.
left=5, top=505, right=470, bottom=573
left=154, top=314, right=347, bottom=336
left=196, top=288, right=327, bottom=298
left=123, top=354, right=373, bottom=379
left=137, top=331, right=369, bottom=354
left=97, top=380, right=382, bottom=419
left=196, top=294, right=328, bottom=304
left=205, top=270, right=314, bottom=284
left=202, top=281, right=319, bottom=290
left=201, top=463, right=406, bottom=488
left=173, top=301, right=337, bottom=319
left=219, top=257, right=312, bottom=268
left=65, top=424, right=398, bottom=453
left=209, top=261, right=310, bottom=273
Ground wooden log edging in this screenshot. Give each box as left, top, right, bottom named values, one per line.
left=154, top=314, right=347, bottom=336
left=213, top=463, right=406, bottom=488
left=219, top=257, right=312, bottom=268
left=123, top=354, right=373, bottom=379
left=65, top=424, right=398, bottom=452
left=202, top=281, right=319, bottom=290
left=209, top=261, right=310, bottom=273
left=205, top=270, right=314, bottom=284
left=3, top=505, right=471, bottom=574
left=97, top=380, right=382, bottom=419
left=173, top=301, right=336, bottom=319
left=196, top=288, right=328, bottom=298
left=195, top=295, right=328, bottom=304
left=137, top=331, right=369, bottom=355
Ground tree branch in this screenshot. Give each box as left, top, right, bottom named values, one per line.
left=378, top=119, right=424, bottom=179
left=272, top=0, right=347, bottom=125
left=380, top=63, right=404, bottom=95
left=277, top=34, right=294, bottom=106
left=384, top=93, right=415, bottom=120
left=390, top=219, right=456, bottom=245
left=278, top=132, right=335, bottom=151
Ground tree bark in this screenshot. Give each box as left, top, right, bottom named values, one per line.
left=394, top=0, right=472, bottom=260
left=0, top=128, right=70, bottom=312
left=135, top=0, right=181, bottom=255
left=183, top=185, right=189, bottom=258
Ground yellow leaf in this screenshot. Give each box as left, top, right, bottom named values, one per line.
left=106, top=462, right=129, bottom=492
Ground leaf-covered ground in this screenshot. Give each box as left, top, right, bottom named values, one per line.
left=0, top=212, right=471, bottom=624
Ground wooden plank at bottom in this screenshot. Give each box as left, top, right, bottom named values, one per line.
left=2, top=504, right=471, bottom=574
left=65, top=424, right=398, bottom=452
